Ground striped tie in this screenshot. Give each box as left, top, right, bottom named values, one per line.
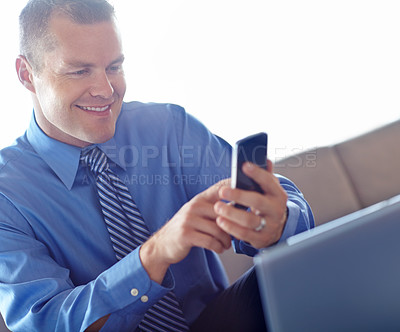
left=81, top=147, right=190, bottom=332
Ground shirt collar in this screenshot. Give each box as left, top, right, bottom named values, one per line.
left=26, top=113, right=125, bottom=190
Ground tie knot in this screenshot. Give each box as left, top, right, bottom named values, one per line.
left=80, top=147, right=108, bottom=175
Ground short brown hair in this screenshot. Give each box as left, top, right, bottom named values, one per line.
left=19, top=0, right=115, bottom=72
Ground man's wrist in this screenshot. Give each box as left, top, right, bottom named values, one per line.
left=139, top=239, right=170, bottom=285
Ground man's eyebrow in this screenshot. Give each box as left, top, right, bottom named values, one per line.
left=110, top=55, right=125, bottom=65
left=64, top=55, right=125, bottom=68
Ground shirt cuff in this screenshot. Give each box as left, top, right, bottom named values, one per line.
left=96, top=247, right=174, bottom=314
left=94, top=247, right=176, bottom=331
left=277, top=201, right=301, bottom=243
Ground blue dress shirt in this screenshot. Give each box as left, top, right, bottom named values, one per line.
left=0, top=101, right=314, bottom=331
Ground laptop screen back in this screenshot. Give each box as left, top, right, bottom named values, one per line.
left=255, top=196, right=400, bottom=332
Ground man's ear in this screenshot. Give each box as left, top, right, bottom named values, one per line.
left=16, top=55, right=36, bottom=93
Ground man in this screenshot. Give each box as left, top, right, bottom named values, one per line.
left=0, top=0, right=314, bottom=331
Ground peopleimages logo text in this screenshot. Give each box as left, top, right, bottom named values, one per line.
left=94, top=145, right=232, bottom=168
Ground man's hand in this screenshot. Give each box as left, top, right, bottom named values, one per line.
left=214, top=160, right=288, bottom=249
left=140, top=180, right=232, bottom=284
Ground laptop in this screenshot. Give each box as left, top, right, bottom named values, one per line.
left=254, top=195, right=400, bottom=332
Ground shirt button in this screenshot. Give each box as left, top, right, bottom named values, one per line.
left=130, top=288, right=139, bottom=297
left=141, top=295, right=149, bottom=303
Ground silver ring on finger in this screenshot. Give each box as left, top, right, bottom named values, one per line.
left=254, top=217, right=266, bottom=232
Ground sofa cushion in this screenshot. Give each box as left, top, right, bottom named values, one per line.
left=334, top=120, right=400, bottom=208
left=275, top=146, right=362, bottom=225
left=219, top=249, right=253, bottom=284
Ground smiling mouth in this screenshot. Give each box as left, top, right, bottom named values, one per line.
left=77, top=105, right=112, bottom=112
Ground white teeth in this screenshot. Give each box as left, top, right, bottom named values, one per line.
left=80, top=105, right=109, bottom=112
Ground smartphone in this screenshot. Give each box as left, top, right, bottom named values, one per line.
left=231, top=132, right=268, bottom=209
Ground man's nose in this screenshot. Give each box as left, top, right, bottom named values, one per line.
left=89, top=71, right=114, bottom=99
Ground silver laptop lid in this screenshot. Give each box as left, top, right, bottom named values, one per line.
left=255, top=195, right=400, bottom=332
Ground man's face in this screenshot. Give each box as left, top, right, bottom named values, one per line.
left=30, top=14, right=126, bottom=147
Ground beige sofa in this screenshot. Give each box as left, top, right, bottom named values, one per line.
left=220, top=118, right=400, bottom=283
left=1, top=119, right=399, bottom=331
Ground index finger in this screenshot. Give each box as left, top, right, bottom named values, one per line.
left=200, top=178, right=231, bottom=202
left=242, top=160, right=281, bottom=196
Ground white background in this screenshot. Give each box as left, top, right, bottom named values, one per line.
left=1, top=1, right=399, bottom=161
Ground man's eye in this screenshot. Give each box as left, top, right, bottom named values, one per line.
left=108, top=65, right=122, bottom=72
left=76, top=70, right=87, bottom=75
left=71, top=69, right=88, bottom=76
